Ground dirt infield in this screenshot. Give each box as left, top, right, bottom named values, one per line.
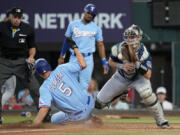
left=1, top=122, right=180, bottom=135
left=0, top=114, right=180, bottom=135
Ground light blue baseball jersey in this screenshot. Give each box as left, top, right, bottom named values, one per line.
left=65, top=20, right=103, bottom=53
left=39, top=62, right=92, bottom=113
left=110, top=42, right=152, bottom=80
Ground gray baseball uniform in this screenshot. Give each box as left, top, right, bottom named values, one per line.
left=97, top=42, right=168, bottom=126
left=1, top=75, right=16, bottom=107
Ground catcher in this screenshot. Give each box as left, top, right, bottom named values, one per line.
left=95, top=24, right=170, bottom=128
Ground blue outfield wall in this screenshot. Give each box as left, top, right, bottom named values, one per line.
left=0, top=0, right=132, bottom=42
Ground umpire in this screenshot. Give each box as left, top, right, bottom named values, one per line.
left=0, top=7, right=40, bottom=124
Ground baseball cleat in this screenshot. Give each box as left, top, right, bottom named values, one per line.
left=157, top=121, right=170, bottom=129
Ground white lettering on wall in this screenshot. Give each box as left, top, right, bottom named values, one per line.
left=47, top=13, right=57, bottom=29
left=57, top=13, right=68, bottom=29
left=34, top=13, right=46, bottom=29
left=33, top=13, right=126, bottom=29
left=0, top=14, right=6, bottom=21
left=98, top=13, right=110, bottom=29
left=23, top=13, right=29, bottom=24
left=110, top=13, right=125, bottom=29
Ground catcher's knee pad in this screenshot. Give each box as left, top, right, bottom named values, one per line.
left=138, top=85, right=154, bottom=104
left=143, top=93, right=157, bottom=106
left=95, top=98, right=108, bottom=109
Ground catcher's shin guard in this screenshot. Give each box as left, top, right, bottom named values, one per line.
left=144, top=93, right=168, bottom=126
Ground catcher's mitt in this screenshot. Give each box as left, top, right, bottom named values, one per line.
left=121, top=42, right=137, bottom=63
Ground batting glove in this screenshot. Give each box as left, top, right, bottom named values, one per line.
left=101, top=58, right=110, bottom=71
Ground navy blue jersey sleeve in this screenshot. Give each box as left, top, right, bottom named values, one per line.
left=110, top=54, right=123, bottom=63
left=110, top=43, right=123, bottom=63
left=141, top=55, right=152, bottom=70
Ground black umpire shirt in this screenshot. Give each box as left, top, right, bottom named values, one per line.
left=0, top=20, right=37, bottom=59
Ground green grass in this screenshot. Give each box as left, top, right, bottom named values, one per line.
left=2, top=115, right=35, bottom=123
left=102, top=117, right=180, bottom=124
left=3, top=115, right=180, bottom=124
left=2, top=115, right=180, bottom=135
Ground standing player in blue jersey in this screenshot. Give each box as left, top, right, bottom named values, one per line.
left=33, top=46, right=95, bottom=125
left=95, top=24, right=170, bottom=128
left=58, top=3, right=109, bottom=91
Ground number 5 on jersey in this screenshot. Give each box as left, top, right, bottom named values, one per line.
left=58, top=82, right=72, bottom=96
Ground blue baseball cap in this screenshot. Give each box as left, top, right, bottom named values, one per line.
left=35, top=58, right=51, bottom=74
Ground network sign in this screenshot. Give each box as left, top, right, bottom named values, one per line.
left=0, top=0, right=132, bottom=42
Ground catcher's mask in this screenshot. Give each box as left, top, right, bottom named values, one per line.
left=123, top=24, right=143, bottom=48
left=35, top=58, right=51, bottom=75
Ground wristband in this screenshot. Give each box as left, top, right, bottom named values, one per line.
left=101, top=58, right=110, bottom=71
left=138, top=64, right=148, bottom=75
left=116, top=63, right=123, bottom=69
left=101, top=58, right=107, bottom=65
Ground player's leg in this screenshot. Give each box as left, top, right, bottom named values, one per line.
left=74, top=95, right=94, bottom=121
left=22, top=77, right=40, bottom=110
left=96, top=71, right=129, bottom=109
left=79, top=56, right=94, bottom=91
left=51, top=111, right=69, bottom=124
left=131, top=76, right=169, bottom=128
left=14, top=59, right=40, bottom=110
left=1, top=75, right=16, bottom=107
left=0, top=60, right=13, bottom=124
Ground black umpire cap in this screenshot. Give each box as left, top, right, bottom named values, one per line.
left=6, top=9, right=12, bottom=17
left=10, top=7, right=23, bottom=17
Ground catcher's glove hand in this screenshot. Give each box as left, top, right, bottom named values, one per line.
left=121, top=42, right=138, bottom=63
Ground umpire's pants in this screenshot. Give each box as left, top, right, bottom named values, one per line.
left=0, top=57, right=40, bottom=116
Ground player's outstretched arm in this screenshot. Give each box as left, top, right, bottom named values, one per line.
left=97, top=41, right=109, bottom=74
left=74, top=48, right=86, bottom=69
left=32, top=107, right=50, bottom=126
left=58, top=39, right=70, bottom=65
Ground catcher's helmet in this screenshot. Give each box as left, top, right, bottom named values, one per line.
left=35, top=58, right=51, bottom=74
left=123, top=24, right=143, bottom=48
left=84, top=4, right=97, bottom=16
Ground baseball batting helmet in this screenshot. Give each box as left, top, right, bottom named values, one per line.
left=84, top=4, right=97, bottom=16
left=35, top=58, right=51, bottom=74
